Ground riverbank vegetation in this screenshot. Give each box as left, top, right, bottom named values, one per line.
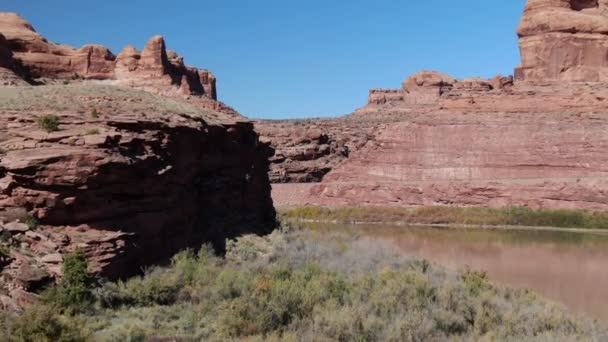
left=1, top=225, right=605, bottom=341
left=281, top=206, right=608, bottom=229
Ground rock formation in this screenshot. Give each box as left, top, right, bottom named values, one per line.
left=0, top=84, right=276, bottom=311
left=256, top=120, right=373, bottom=183
left=0, top=13, right=273, bottom=311
left=272, top=110, right=608, bottom=209
left=267, top=0, right=608, bottom=211
left=0, top=12, right=217, bottom=99
left=0, top=33, right=26, bottom=86
left=516, top=0, right=608, bottom=82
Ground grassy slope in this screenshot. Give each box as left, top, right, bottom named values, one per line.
left=1, top=226, right=605, bottom=341
left=0, top=83, right=227, bottom=123
left=280, top=206, right=608, bottom=230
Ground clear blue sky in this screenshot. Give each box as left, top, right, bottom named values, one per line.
left=3, top=0, right=526, bottom=119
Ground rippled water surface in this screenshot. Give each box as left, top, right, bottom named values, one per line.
left=302, top=222, right=608, bottom=322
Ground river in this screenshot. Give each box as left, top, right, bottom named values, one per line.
left=302, top=222, right=608, bottom=323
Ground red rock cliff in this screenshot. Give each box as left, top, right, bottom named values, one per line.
left=269, top=0, right=608, bottom=210
left=0, top=12, right=217, bottom=99
left=0, top=13, right=274, bottom=311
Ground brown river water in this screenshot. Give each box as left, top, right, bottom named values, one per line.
left=303, top=222, right=608, bottom=323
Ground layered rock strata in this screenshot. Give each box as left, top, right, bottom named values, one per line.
left=256, top=120, right=374, bottom=183
left=0, top=86, right=276, bottom=311
left=269, top=0, right=608, bottom=208
left=273, top=110, right=608, bottom=209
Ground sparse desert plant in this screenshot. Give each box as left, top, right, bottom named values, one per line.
left=43, top=250, right=93, bottom=314
left=4, top=304, right=88, bottom=342
left=23, top=214, right=39, bottom=230
left=0, top=243, right=10, bottom=266
left=84, top=128, right=100, bottom=135
left=37, top=115, right=60, bottom=132
left=90, top=108, right=100, bottom=118
left=2, top=228, right=604, bottom=341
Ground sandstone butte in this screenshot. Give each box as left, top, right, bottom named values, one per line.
left=0, top=12, right=275, bottom=311
left=264, top=0, right=608, bottom=211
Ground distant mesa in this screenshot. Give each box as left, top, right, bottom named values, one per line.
left=0, top=12, right=217, bottom=99
left=368, top=71, right=513, bottom=106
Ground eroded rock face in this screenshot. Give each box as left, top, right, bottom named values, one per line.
left=0, top=33, right=26, bottom=86
left=516, top=0, right=608, bottom=82
left=402, top=71, right=456, bottom=105
left=272, top=110, right=608, bottom=210
left=0, top=12, right=217, bottom=99
left=0, top=90, right=276, bottom=310
left=114, top=36, right=217, bottom=99
left=256, top=120, right=373, bottom=183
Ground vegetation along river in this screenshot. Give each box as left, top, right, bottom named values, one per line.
left=301, top=222, right=608, bottom=323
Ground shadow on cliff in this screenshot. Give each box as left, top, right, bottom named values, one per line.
left=38, top=121, right=277, bottom=279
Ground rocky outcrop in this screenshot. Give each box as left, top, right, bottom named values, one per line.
left=0, top=12, right=217, bottom=99
left=269, top=0, right=608, bottom=209
left=515, top=0, right=608, bottom=82
left=0, top=85, right=276, bottom=311
left=256, top=120, right=373, bottom=183
left=0, top=13, right=270, bottom=311
left=115, top=37, right=217, bottom=99
left=402, top=71, right=456, bottom=105
left=272, top=109, right=608, bottom=209
left=0, top=33, right=26, bottom=86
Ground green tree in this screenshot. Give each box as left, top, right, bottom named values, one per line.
left=44, top=250, right=93, bottom=314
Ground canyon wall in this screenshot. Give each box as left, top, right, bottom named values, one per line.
left=269, top=0, right=608, bottom=210
left=0, top=13, right=276, bottom=311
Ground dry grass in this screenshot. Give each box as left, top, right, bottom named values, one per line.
left=0, top=83, right=224, bottom=122
left=2, top=227, right=604, bottom=341
left=280, top=206, right=608, bottom=229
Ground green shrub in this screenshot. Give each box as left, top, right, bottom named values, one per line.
left=23, top=215, right=39, bottom=230
left=37, top=115, right=60, bottom=132
left=5, top=305, right=87, bottom=342
left=5, top=228, right=603, bottom=341
left=90, top=108, right=100, bottom=118
left=43, top=250, right=93, bottom=313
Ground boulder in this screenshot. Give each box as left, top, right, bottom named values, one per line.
left=4, top=221, right=29, bottom=233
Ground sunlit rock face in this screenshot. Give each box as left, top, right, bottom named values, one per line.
left=516, top=0, right=608, bottom=82
left=0, top=12, right=218, bottom=99
left=268, top=0, right=608, bottom=210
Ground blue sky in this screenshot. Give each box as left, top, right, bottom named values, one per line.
left=3, top=0, right=526, bottom=119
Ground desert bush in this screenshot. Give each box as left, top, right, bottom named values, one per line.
left=3, top=305, right=88, bottom=342
left=43, top=250, right=93, bottom=313
left=23, top=214, right=38, bottom=230
left=37, top=115, right=60, bottom=132
left=6, top=227, right=605, bottom=341
left=90, top=108, right=100, bottom=118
